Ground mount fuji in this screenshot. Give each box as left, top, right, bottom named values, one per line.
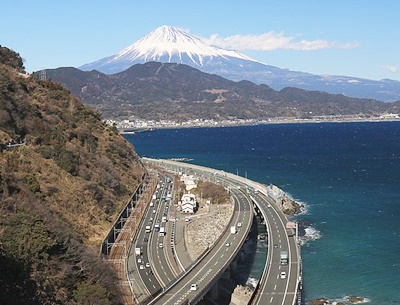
left=80, top=25, right=400, bottom=102
left=80, top=25, right=267, bottom=74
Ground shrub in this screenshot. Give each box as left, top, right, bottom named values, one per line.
left=0, top=212, right=56, bottom=264
left=73, top=282, right=112, bottom=305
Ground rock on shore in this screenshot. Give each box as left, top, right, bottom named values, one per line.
left=308, top=296, right=366, bottom=305
left=278, top=194, right=303, bottom=216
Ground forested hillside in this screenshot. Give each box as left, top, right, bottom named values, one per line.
left=46, top=62, right=395, bottom=121
left=0, top=46, right=145, bottom=305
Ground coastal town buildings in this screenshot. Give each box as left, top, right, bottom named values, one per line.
left=105, top=113, right=400, bottom=133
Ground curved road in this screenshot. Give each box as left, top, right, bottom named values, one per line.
left=150, top=188, right=253, bottom=305
left=142, top=158, right=301, bottom=305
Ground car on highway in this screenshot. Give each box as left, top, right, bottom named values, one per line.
left=237, top=222, right=242, bottom=227
left=144, top=237, right=148, bottom=242
left=225, top=242, right=230, bottom=247
left=280, top=271, right=286, bottom=279
left=146, top=262, right=150, bottom=268
left=138, top=258, right=142, bottom=263
left=140, top=265, right=144, bottom=270
left=158, top=243, right=163, bottom=248
left=190, top=284, right=198, bottom=291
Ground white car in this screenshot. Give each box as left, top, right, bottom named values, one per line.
left=139, top=265, right=144, bottom=270
left=137, top=258, right=142, bottom=264
left=158, top=243, right=163, bottom=248
left=146, top=262, right=150, bottom=268
left=280, top=272, right=286, bottom=279
left=190, top=283, right=198, bottom=291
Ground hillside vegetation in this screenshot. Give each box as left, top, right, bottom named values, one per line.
left=46, top=62, right=400, bottom=121
left=0, top=46, right=145, bottom=305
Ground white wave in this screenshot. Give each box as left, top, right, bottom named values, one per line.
left=333, top=295, right=370, bottom=304
left=246, top=277, right=259, bottom=289
left=299, top=226, right=322, bottom=245
left=297, top=200, right=309, bottom=215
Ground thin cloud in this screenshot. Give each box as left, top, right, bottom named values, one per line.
left=383, top=65, right=399, bottom=73
left=203, top=32, right=359, bottom=51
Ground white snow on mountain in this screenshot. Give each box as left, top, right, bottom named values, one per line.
left=114, top=25, right=259, bottom=64
left=80, top=25, right=265, bottom=73
left=79, top=25, right=400, bottom=101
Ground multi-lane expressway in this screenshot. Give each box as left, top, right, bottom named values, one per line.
left=150, top=188, right=253, bottom=305
left=251, top=192, right=300, bottom=305
left=127, top=171, right=181, bottom=299
left=138, top=158, right=301, bottom=305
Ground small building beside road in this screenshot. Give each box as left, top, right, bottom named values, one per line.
left=180, top=193, right=197, bottom=213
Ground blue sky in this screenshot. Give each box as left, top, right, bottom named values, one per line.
left=2, top=0, right=399, bottom=81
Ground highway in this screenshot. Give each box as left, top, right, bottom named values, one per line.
left=127, top=171, right=181, bottom=300
left=251, top=192, right=300, bottom=305
left=142, top=157, right=301, bottom=305
left=150, top=188, right=253, bottom=305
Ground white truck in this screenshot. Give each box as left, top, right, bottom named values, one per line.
left=230, top=225, right=237, bottom=234
left=280, top=250, right=289, bottom=265
left=145, top=225, right=151, bottom=233
left=135, top=247, right=141, bottom=256
left=159, top=226, right=166, bottom=236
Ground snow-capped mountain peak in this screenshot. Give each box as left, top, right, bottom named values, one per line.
left=116, top=25, right=255, bottom=63
left=78, top=25, right=400, bottom=101
left=80, top=25, right=262, bottom=73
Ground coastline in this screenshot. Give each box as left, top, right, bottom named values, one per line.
left=117, top=116, right=400, bottom=134
left=128, top=125, right=400, bottom=305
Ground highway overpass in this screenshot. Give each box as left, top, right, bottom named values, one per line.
left=139, top=158, right=302, bottom=305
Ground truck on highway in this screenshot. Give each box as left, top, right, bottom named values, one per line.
left=135, top=247, right=141, bottom=256
left=230, top=225, right=237, bottom=234
left=280, top=250, right=289, bottom=265
left=159, top=226, right=166, bottom=236
left=145, top=225, right=151, bottom=233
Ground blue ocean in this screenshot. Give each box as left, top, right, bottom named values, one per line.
left=125, top=121, right=400, bottom=305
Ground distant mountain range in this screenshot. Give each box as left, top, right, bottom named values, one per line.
left=79, top=25, right=400, bottom=102
left=45, top=62, right=399, bottom=121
